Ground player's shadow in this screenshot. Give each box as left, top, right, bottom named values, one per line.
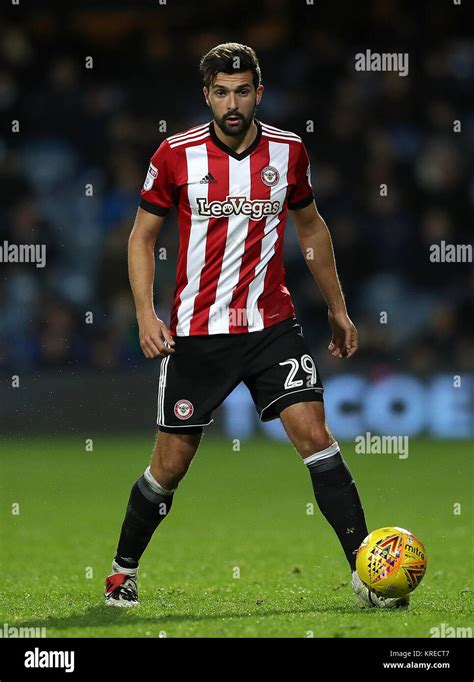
left=10, top=603, right=367, bottom=634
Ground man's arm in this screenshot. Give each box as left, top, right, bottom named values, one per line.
left=288, top=200, right=358, bottom=358
left=128, top=206, right=175, bottom=358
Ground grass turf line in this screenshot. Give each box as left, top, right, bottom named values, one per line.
left=0, top=436, right=472, bottom=637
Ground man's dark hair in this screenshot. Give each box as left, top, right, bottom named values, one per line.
left=199, top=42, right=262, bottom=90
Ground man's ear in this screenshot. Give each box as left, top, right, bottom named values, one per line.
left=203, top=86, right=210, bottom=106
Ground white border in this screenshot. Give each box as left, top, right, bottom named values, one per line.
left=157, top=419, right=215, bottom=429
left=156, top=355, right=170, bottom=424
left=260, top=387, right=323, bottom=421
left=303, top=442, right=340, bottom=466
left=156, top=356, right=214, bottom=428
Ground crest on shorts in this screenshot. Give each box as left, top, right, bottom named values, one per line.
left=261, top=165, right=280, bottom=187
left=174, top=399, right=194, bottom=420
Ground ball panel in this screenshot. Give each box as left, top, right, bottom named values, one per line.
left=355, top=526, right=427, bottom=598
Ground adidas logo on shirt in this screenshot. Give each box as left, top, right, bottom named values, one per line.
left=200, top=172, right=217, bottom=184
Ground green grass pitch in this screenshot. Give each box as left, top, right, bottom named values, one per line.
left=0, top=436, right=472, bottom=638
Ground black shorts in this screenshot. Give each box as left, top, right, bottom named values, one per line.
left=157, top=316, right=324, bottom=434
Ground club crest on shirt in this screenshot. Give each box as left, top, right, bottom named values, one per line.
left=261, top=166, right=280, bottom=187
left=143, top=162, right=158, bottom=191
left=174, top=399, right=194, bottom=420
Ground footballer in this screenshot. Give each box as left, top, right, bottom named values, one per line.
left=104, top=43, right=408, bottom=609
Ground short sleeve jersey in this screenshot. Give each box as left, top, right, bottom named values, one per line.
left=140, top=118, right=314, bottom=336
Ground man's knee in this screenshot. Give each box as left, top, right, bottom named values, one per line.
left=296, top=423, right=333, bottom=457
left=150, top=430, right=201, bottom=486
left=280, top=401, right=335, bottom=456
left=285, top=416, right=333, bottom=457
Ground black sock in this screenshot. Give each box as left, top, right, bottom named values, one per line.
left=114, top=474, right=174, bottom=569
left=306, top=445, right=368, bottom=571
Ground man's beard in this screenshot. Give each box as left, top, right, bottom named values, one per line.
left=212, top=103, right=257, bottom=137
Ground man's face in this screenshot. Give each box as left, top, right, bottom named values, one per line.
left=204, top=71, right=264, bottom=137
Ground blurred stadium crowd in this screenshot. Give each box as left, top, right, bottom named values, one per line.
left=1, top=1, right=472, bottom=374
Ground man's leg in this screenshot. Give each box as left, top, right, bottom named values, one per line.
left=279, top=401, right=368, bottom=571
left=113, top=429, right=202, bottom=574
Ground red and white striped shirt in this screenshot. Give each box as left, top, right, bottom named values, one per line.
left=140, top=118, right=314, bottom=336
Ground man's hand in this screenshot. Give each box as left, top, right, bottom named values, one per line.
left=328, top=309, right=358, bottom=358
left=137, top=311, right=175, bottom=358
